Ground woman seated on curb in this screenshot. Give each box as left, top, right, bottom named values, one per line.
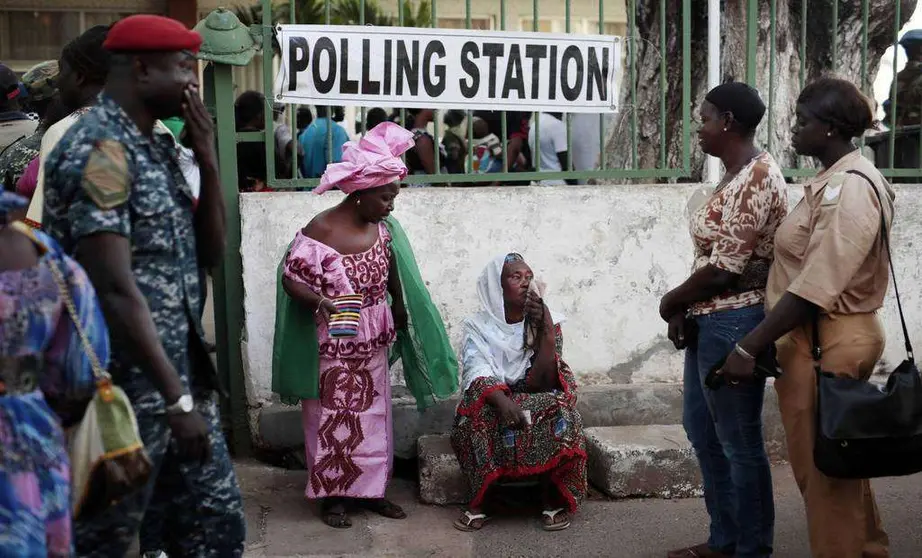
left=450, top=253, right=587, bottom=532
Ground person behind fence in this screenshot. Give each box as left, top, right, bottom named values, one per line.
left=528, top=112, right=575, bottom=186
left=40, top=15, right=245, bottom=556
left=25, top=24, right=111, bottom=230
left=718, top=78, right=894, bottom=558
left=300, top=104, right=350, bottom=178
left=0, top=192, right=108, bottom=558
left=659, top=81, right=787, bottom=558
left=404, top=107, right=447, bottom=185
left=272, top=120, right=458, bottom=529
left=235, top=90, right=273, bottom=192
left=441, top=109, right=467, bottom=175
left=451, top=253, right=587, bottom=533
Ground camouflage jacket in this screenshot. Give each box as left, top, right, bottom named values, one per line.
left=43, top=94, right=219, bottom=415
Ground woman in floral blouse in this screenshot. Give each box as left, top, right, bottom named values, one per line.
left=659, top=82, right=788, bottom=558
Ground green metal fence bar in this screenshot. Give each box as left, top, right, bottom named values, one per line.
left=745, top=0, right=758, bottom=86
left=262, top=0, right=277, bottom=186
left=268, top=167, right=691, bottom=188
left=768, top=0, right=776, bottom=154
left=682, top=0, right=691, bottom=171
left=599, top=0, right=606, bottom=171
left=360, top=0, right=366, bottom=137
left=565, top=0, right=573, bottom=173
left=797, top=0, right=807, bottom=170
left=290, top=0, right=298, bottom=178
left=628, top=0, right=637, bottom=169
left=889, top=0, right=901, bottom=169
left=659, top=0, right=666, bottom=168
left=325, top=0, right=333, bottom=169
left=431, top=0, right=441, bottom=177
left=465, top=0, right=474, bottom=174
left=831, top=0, right=839, bottom=73
left=398, top=0, right=406, bottom=168
left=860, top=0, right=868, bottom=149
left=500, top=0, right=508, bottom=173
left=533, top=0, right=540, bottom=176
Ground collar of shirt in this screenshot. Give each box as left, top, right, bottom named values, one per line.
left=0, top=111, right=30, bottom=123
left=805, top=149, right=863, bottom=195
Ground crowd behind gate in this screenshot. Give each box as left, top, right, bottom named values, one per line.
left=0, top=11, right=913, bottom=558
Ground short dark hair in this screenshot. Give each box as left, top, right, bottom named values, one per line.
left=297, top=106, right=313, bottom=130
left=61, top=25, right=111, bottom=85
left=704, top=81, right=766, bottom=135
left=443, top=109, right=465, bottom=127
left=235, top=90, right=265, bottom=130
left=366, top=107, right=388, bottom=131
left=797, top=77, right=874, bottom=140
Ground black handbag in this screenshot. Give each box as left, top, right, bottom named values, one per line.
left=812, top=170, right=922, bottom=479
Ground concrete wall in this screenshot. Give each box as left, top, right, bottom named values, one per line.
left=239, top=184, right=922, bottom=415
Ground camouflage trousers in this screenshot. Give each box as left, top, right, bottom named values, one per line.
left=74, top=394, right=245, bottom=557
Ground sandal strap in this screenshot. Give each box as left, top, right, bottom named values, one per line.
left=462, top=510, right=488, bottom=525
left=542, top=508, right=565, bottom=520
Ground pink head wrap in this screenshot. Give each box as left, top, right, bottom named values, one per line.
left=315, top=121, right=416, bottom=195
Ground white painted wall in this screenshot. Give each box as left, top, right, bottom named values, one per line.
left=239, top=185, right=922, bottom=408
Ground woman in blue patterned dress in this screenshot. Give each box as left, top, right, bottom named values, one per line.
left=0, top=192, right=109, bottom=557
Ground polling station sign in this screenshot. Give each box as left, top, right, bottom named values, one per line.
left=274, top=25, right=622, bottom=113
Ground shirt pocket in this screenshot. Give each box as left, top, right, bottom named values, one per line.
left=129, top=171, right=178, bottom=256
left=775, top=201, right=812, bottom=259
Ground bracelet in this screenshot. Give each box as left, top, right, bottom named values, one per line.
left=734, top=343, right=756, bottom=361
left=315, top=297, right=327, bottom=316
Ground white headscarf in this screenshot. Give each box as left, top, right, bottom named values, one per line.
left=460, top=254, right=565, bottom=391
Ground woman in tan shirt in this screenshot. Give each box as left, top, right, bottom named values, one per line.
left=719, top=78, right=894, bottom=558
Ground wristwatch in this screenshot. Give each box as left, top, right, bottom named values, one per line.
left=165, top=394, right=194, bottom=416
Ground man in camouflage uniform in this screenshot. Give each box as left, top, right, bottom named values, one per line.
left=0, top=60, right=59, bottom=191
left=890, top=29, right=922, bottom=127
left=41, top=15, right=244, bottom=558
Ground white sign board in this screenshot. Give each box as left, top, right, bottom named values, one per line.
left=274, top=25, right=622, bottom=113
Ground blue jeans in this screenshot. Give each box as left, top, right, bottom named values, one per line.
left=684, top=305, right=774, bottom=557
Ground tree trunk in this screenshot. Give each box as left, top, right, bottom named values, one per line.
left=601, top=0, right=914, bottom=182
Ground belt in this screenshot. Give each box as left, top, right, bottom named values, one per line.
left=0, top=355, right=41, bottom=396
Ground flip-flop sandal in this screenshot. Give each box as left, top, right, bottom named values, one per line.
left=541, top=508, right=571, bottom=532
left=453, top=510, right=491, bottom=532
left=359, top=498, right=407, bottom=519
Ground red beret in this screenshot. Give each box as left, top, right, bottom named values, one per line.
left=104, top=15, right=202, bottom=53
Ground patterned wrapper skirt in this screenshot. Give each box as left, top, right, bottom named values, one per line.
left=450, top=361, right=587, bottom=513
left=302, top=349, right=393, bottom=499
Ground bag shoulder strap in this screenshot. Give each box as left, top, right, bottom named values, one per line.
left=42, top=249, right=109, bottom=383
left=811, top=170, right=914, bottom=365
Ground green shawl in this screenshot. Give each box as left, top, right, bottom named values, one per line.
left=271, top=216, right=459, bottom=410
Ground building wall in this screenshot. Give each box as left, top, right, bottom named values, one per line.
left=0, top=0, right=198, bottom=72
left=238, top=185, right=922, bottom=409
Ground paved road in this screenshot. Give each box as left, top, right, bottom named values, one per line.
left=236, top=459, right=922, bottom=558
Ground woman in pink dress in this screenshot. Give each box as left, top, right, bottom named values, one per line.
left=279, top=122, right=417, bottom=528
